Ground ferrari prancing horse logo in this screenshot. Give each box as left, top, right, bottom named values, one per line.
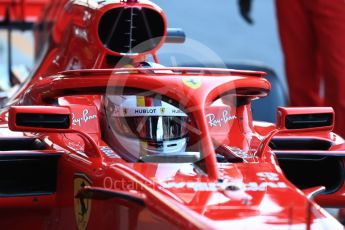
left=74, top=175, right=92, bottom=230
left=182, top=77, right=202, bottom=89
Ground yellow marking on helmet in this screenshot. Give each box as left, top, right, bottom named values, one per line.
left=136, top=96, right=145, bottom=107
left=123, top=64, right=135, bottom=68
left=139, top=141, right=148, bottom=158
left=122, top=64, right=138, bottom=73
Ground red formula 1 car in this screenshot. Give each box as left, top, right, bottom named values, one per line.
left=0, top=0, right=345, bottom=229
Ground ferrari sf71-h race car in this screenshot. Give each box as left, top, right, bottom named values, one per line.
left=0, top=0, right=345, bottom=229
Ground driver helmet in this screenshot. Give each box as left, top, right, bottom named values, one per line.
left=104, top=95, right=189, bottom=160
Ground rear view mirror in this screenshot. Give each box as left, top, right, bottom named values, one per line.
left=166, top=28, right=186, bottom=44
left=276, top=107, right=334, bottom=131
left=8, top=105, right=101, bottom=157
left=8, top=106, right=71, bottom=132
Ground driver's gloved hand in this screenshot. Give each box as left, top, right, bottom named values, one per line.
left=238, top=0, right=254, bottom=24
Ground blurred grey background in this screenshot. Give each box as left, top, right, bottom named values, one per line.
left=0, top=30, right=34, bottom=90
left=155, top=0, right=285, bottom=88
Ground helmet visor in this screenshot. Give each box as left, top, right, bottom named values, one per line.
left=111, top=116, right=189, bottom=141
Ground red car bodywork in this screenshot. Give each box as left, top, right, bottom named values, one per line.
left=0, top=0, right=345, bottom=229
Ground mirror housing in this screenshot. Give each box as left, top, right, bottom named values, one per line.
left=166, top=28, right=186, bottom=44
left=8, top=106, right=71, bottom=132
left=276, top=107, right=334, bottom=131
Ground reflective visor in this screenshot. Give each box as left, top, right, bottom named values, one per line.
left=111, top=116, right=189, bottom=141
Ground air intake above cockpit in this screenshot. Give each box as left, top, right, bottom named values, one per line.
left=98, top=7, right=166, bottom=56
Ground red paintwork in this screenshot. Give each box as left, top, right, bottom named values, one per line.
left=0, top=0, right=345, bottom=229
